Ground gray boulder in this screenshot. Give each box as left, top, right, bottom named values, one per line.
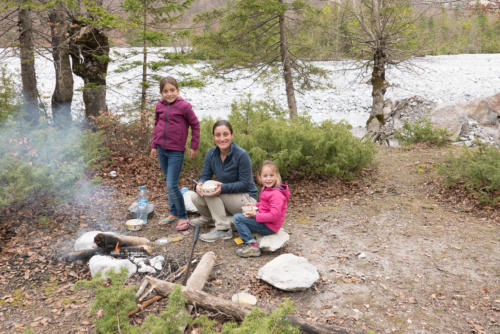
left=430, top=105, right=469, bottom=140
left=258, top=253, right=319, bottom=291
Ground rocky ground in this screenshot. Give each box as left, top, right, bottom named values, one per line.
left=0, top=145, right=498, bottom=334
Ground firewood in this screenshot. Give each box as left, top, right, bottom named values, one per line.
left=141, top=276, right=361, bottom=334
left=127, top=295, right=162, bottom=317
left=94, top=233, right=151, bottom=250
left=64, top=248, right=104, bottom=262
left=131, top=252, right=216, bottom=317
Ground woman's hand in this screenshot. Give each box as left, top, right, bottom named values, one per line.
left=195, top=183, right=203, bottom=197
left=150, top=148, right=157, bottom=159
left=189, top=148, right=197, bottom=159
left=212, top=183, right=222, bottom=196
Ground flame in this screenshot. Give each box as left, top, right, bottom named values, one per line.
left=114, top=241, right=120, bottom=253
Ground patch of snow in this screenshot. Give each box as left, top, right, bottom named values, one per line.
left=2, top=48, right=499, bottom=127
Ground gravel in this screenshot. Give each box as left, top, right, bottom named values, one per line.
left=2, top=49, right=500, bottom=127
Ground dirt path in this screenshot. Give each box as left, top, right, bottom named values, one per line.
left=284, top=147, right=499, bottom=333
left=0, top=147, right=498, bottom=333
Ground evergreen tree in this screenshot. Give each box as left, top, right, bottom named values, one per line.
left=192, top=0, right=326, bottom=119
left=120, top=0, right=194, bottom=122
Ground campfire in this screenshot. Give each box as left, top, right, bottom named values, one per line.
left=65, top=233, right=152, bottom=261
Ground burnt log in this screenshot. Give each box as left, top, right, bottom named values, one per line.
left=94, top=233, right=151, bottom=251
left=64, top=248, right=104, bottom=262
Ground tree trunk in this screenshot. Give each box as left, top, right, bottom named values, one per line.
left=49, top=3, right=74, bottom=126
left=69, top=25, right=109, bottom=121
left=366, top=46, right=387, bottom=131
left=140, top=3, right=148, bottom=131
left=18, top=6, right=39, bottom=126
left=278, top=4, right=297, bottom=119
left=140, top=1, right=148, bottom=115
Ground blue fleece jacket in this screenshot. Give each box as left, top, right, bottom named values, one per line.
left=199, top=143, right=258, bottom=199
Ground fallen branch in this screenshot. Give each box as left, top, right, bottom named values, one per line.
left=132, top=252, right=216, bottom=317
left=141, top=276, right=361, bottom=334
left=127, top=295, right=163, bottom=317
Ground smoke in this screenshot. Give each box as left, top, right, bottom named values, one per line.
left=0, top=112, right=110, bottom=219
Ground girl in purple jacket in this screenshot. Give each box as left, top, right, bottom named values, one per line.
left=233, top=160, right=290, bottom=258
left=150, top=76, right=200, bottom=231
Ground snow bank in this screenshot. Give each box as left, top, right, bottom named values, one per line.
left=2, top=48, right=499, bottom=127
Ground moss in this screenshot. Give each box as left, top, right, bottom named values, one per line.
left=42, top=282, right=59, bottom=295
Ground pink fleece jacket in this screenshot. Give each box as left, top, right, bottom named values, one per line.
left=151, top=97, right=200, bottom=151
left=255, top=184, right=291, bottom=232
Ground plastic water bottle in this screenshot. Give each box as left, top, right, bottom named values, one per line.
left=137, top=186, right=148, bottom=224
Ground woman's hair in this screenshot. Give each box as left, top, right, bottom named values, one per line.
left=159, top=76, right=179, bottom=92
left=212, top=120, right=233, bottom=135
left=259, top=160, right=282, bottom=187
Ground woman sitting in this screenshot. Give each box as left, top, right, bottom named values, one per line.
left=191, top=120, right=258, bottom=242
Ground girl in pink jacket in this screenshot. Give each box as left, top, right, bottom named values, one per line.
left=233, top=160, right=290, bottom=258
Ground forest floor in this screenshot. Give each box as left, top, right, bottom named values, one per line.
left=0, top=145, right=498, bottom=334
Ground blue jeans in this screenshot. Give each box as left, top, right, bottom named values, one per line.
left=233, top=213, right=275, bottom=244
left=157, top=148, right=187, bottom=219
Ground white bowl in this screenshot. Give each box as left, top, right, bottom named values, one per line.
left=201, top=180, right=220, bottom=197
left=242, top=205, right=258, bottom=214
left=125, top=219, right=143, bottom=231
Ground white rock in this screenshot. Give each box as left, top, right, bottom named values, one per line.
left=137, top=263, right=156, bottom=273
left=88, top=255, right=137, bottom=279
left=232, top=292, right=257, bottom=306
left=258, top=253, right=319, bottom=291
left=74, top=231, right=100, bottom=251
left=183, top=190, right=198, bottom=213
left=257, top=230, right=289, bottom=252
left=150, top=255, right=165, bottom=270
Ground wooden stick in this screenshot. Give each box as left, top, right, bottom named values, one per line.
left=132, top=252, right=216, bottom=319
left=128, top=295, right=163, bottom=317
left=179, top=251, right=216, bottom=332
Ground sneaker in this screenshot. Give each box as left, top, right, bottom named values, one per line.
left=199, top=228, right=233, bottom=242
left=190, top=216, right=213, bottom=227
left=236, top=244, right=261, bottom=258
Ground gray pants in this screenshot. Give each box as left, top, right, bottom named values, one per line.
left=191, top=192, right=256, bottom=230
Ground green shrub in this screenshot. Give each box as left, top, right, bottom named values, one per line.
left=78, top=269, right=300, bottom=334
left=76, top=268, right=138, bottom=334
left=438, top=143, right=500, bottom=206
left=0, top=66, right=20, bottom=124
left=0, top=119, right=109, bottom=209
left=395, top=119, right=452, bottom=147
left=215, top=97, right=376, bottom=180
left=194, top=299, right=300, bottom=334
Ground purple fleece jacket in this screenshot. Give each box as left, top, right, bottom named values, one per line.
left=256, top=184, right=291, bottom=232
left=151, top=97, right=200, bottom=151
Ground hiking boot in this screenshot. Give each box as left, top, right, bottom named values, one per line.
left=190, top=216, right=213, bottom=227
left=199, top=228, right=233, bottom=242
left=236, top=244, right=261, bottom=258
